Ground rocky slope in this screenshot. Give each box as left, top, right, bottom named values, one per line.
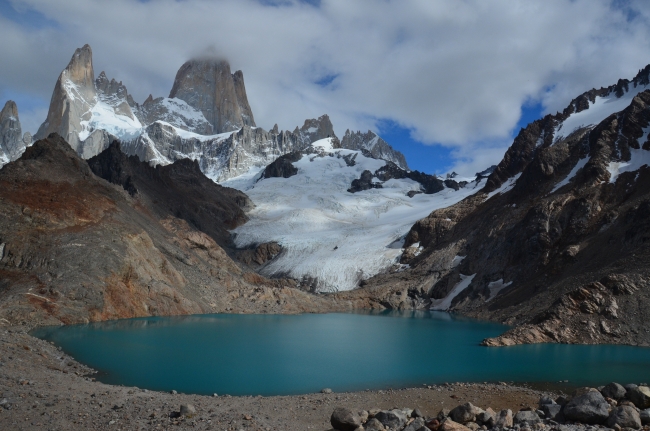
left=353, top=66, right=650, bottom=346
left=0, top=134, right=353, bottom=327
left=33, top=44, right=408, bottom=182
left=0, top=100, right=30, bottom=167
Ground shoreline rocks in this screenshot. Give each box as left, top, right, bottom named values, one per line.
left=330, top=383, right=650, bottom=431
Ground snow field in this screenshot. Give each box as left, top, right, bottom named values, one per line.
left=225, top=139, right=481, bottom=292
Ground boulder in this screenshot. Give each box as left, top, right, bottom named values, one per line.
left=403, top=417, right=426, bottom=431
left=541, top=403, right=563, bottom=421
left=514, top=410, right=542, bottom=426
left=563, top=391, right=610, bottom=424
left=331, top=408, right=362, bottom=431
left=640, top=408, right=650, bottom=425
left=359, top=410, right=369, bottom=423
left=364, top=418, right=386, bottom=431
left=374, top=409, right=408, bottom=430
left=628, top=386, right=650, bottom=409
left=449, top=402, right=483, bottom=423
left=440, top=418, right=472, bottom=431
left=601, top=382, right=627, bottom=400
left=412, top=408, right=423, bottom=418
left=476, top=408, right=496, bottom=427
left=494, top=409, right=513, bottom=428
left=607, top=406, right=642, bottom=429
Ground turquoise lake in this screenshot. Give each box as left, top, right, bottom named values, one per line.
left=31, top=311, right=650, bottom=396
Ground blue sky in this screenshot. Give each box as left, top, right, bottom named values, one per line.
left=1, top=0, right=650, bottom=175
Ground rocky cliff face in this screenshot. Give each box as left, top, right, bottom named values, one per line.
left=168, top=58, right=255, bottom=134
left=0, top=100, right=29, bottom=167
left=341, top=129, right=409, bottom=170
left=352, top=67, right=650, bottom=347
left=0, top=134, right=352, bottom=326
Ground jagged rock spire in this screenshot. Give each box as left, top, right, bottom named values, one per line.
left=169, top=58, right=256, bottom=133
left=0, top=100, right=25, bottom=165
left=35, top=44, right=97, bottom=151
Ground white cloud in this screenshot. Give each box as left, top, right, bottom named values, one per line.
left=1, top=0, right=650, bottom=165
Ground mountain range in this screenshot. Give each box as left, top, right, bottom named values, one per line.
left=1, top=44, right=650, bottom=346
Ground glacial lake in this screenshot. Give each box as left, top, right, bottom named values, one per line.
left=31, top=311, right=650, bottom=396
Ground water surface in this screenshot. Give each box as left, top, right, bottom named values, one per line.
left=32, top=311, right=650, bottom=396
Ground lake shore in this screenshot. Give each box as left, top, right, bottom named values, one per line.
left=1, top=326, right=559, bottom=431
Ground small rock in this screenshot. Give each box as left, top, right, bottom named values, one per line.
left=440, top=418, right=472, bottom=431
left=628, top=386, right=650, bottom=409
left=170, top=390, right=177, bottom=395
left=331, top=407, right=362, bottom=431
left=494, top=409, right=513, bottom=428
left=375, top=409, right=408, bottom=430
left=601, top=382, right=627, bottom=400
left=412, top=408, right=423, bottom=418
left=404, top=417, right=426, bottom=431
left=321, top=388, right=333, bottom=394
left=212, top=393, right=218, bottom=397
left=541, top=403, right=563, bottom=421
left=364, top=418, right=385, bottom=431
left=514, top=410, right=541, bottom=426
left=640, top=408, right=650, bottom=425
left=539, top=396, right=555, bottom=407
left=449, top=402, right=483, bottom=424
left=607, top=405, right=642, bottom=429
left=476, top=408, right=496, bottom=427
left=180, top=404, right=196, bottom=417
left=438, top=408, right=450, bottom=421
left=466, top=422, right=480, bottom=431
left=359, top=410, right=369, bottom=423
left=563, top=391, right=610, bottom=424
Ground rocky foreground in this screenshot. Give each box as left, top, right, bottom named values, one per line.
left=330, top=383, right=650, bottom=431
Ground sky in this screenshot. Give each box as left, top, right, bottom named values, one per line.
left=1, top=0, right=650, bottom=176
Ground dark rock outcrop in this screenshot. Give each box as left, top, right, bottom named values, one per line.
left=262, top=151, right=302, bottom=179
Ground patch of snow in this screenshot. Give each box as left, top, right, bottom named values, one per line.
left=430, top=274, right=476, bottom=311
left=409, top=242, right=420, bottom=248
left=486, top=279, right=512, bottom=302
left=551, top=157, right=590, bottom=193
left=554, top=84, right=648, bottom=142
left=607, top=148, right=650, bottom=183
left=79, top=99, right=143, bottom=142
left=306, top=127, right=318, bottom=134
left=451, top=255, right=465, bottom=268
left=156, top=121, right=236, bottom=142
left=487, top=173, right=521, bottom=199
left=311, top=137, right=335, bottom=153
left=225, top=148, right=481, bottom=292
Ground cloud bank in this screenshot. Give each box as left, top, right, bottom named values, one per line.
left=1, top=0, right=650, bottom=174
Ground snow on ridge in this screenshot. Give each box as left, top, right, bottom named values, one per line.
left=607, top=147, right=650, bottom=183
left=554, top=83, right=649, bottom=143
left=486, top=279, right=512, bottom=302
left=487, top=173, right=521, bottom=199
left=79, top=99, right=143, bottom=142
left=431, top=274, right=476, bottom=311
left=225, top=147, right=480, bottom=292
left=551, top=156, right=590, bottom=193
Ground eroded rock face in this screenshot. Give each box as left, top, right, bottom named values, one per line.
left=0, top=100, right=26, bottom=166
left=169, top=58, right=255, bottom=133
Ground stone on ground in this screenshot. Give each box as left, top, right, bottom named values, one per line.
left=628, top=386, right=650, bottom=409
left=514, top=410, right=542, bottom=426
left=331, top=407, right=362, bottom=431
left=606, top=405, right=642, bottom=429
left=374, top=409, right=408, bottom=430
left=601, top=382, right=627, bottom=400
left=563, top=391, right=610, bottom=424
